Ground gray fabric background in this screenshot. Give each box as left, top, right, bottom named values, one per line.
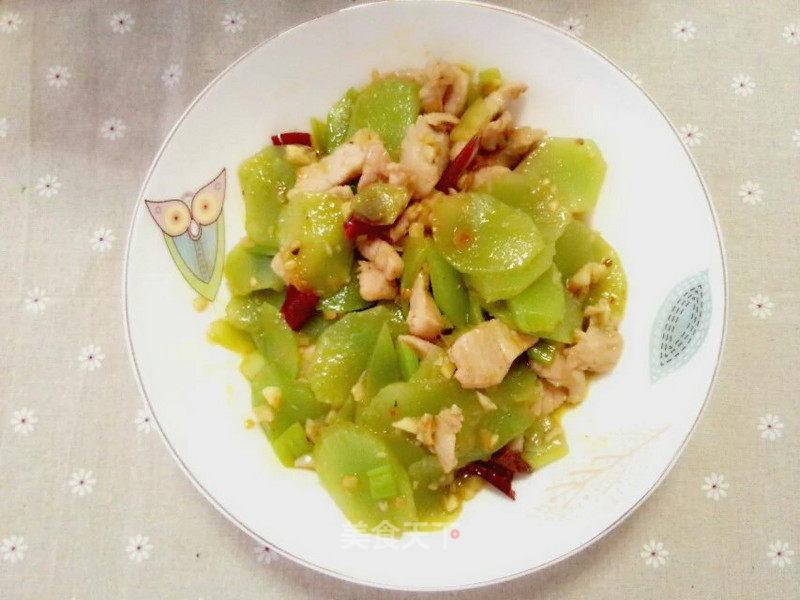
left=1, top=1, right=798, bottom=598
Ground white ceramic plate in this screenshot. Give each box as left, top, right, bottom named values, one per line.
left=124, top=1, right=726, bottom=591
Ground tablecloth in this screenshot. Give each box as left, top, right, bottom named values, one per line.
left=1, top=1, right=798, bottom=598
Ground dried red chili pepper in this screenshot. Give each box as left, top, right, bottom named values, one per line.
left=491, top=446, right=532, bottom=474
left=343, top=215, right=390, bottom=242
left=435, top=135, right=479, bottom=192
left=458, top=461, right=516, bottom=499
left=271, top=132, right=313, bottom=146
left=280, top=285, right=320, bottom=331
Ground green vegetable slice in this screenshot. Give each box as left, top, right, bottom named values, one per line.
left=252, top=302, right=299, bottom=379
left=395, top=340, right=420, bottom=380
left=427, top=247, right=469, bottom=328
left=207, top=319, right=255, bottom=355
left=554, top=220, right=627, bottom=317
left=277, top=191, right=353, bottom=296
left=306, top=305, right=393, bottom=408
left=515, top=137, right=607, bottom=214
left=346, top=78, right=420, bottom=160
left=431, top=192, right=544, bottom=274
left=319, top=270, right=372, bottom=314
left=314, top=422, right=417, bottom=529
left=507, top=266, right=566, bottom=335
left=478, top=172, right=572, bottom=243
left=522, top=414, right=569, bottom=469
left=464, top=243, right=554, bottom=302
left=326, top=88, right=358, bottom=151
left=351, top=183, right=411, bottom=225
left=238, top=146, right=296, bottom=251
left=224, top=239, right=284, bottom=296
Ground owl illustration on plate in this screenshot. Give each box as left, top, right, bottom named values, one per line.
left=145, top=169, right=226, bottom=301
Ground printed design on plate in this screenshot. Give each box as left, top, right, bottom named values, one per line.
left=531, top=427, right=668, bottom=519
left=650, top=270, right=711, bottom=382
left=145, top=169, right=226, bottom=300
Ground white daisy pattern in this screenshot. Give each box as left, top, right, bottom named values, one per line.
left=46, top=65, right=71, bottom=88
left=767, top=540, right=794, bottom=568
left=738, top=181, right=763, bottom=205
left=561, top=17, right=584, bottom=37
left=0, top=116, right=8, bottom=138
left=758, top=414, right=784, bottom=441
left=162, top=63, right=182, bottom=87
left=783, top=23, right=799, bottom=45
left=673, top=20, right=696, bottom=41
left=90, top=228, right=115, bottom=252
left=36, top=174, right=61, bottom=197
left=110, top=11, right=134, bottom=34
left=135, top=408, right=155, bottom=433
left=701, top=473, right=729, bottom=501
left=24, top=287, right=49, bottom=314
left=10, top=408, right=38, bottom=435
left=748, top=294, right=774, bottom=319
left=222, top=12, right=245, bottom=33
left=640, top=540, right=669, bottom=568
left=678, top=123, right=703, bottom=147
left=99, top=117, right=126, bottom=140
left=731, top=74, right=755, bottom=96
left=0, top=12, right=22, bottom=33
left=126, top=535, right=153, bottom=562
left=78, top=345, right=105, bottom=371
left=68, top=469, right=97, bottom=496
left=1, top=536, right=27, bottom=563
left=254, top=544, right=279, bottom=564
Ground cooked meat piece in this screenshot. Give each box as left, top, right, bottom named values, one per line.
left=397, top=334, right=441, bottom=359
left=434, top=405, right=463, bottom=473
left=357, top=261, right=397, bottom=301
left=292, top=129, right=383, bottom=194
left=483, top=81, right=527, bottom=116
left=356, top=238, right=403, bottom=280
left=567, top=262, right=608, bottom=298
left=459, top=165, right=511, bottom=190
left=407, top=271, right=446, bottom=339
left=355, top=238, right=403, bottom=302
left=565, top=324, right=623, bottom=374
left=391, top=404, right=464, bottom=474
left=480, top=111, right=514, bottom=152
left=449, top=319, right=537, bottom=389
left=473, top=127, right=546, bottom=170
left=388, top=201, right=431, bottom=242
left=419, top=61, right=470, bottom=116
left=532, top=382, right=568, bottom=417
left=532, top=351, right=587, bottom=404
left=357, top=136, right=393, bottom=190
left=399, top=114, right=454, bottom=198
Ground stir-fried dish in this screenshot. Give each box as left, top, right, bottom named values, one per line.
left=207, top=61, right=626, bottom=532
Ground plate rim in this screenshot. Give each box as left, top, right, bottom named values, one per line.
left=121, top=0, right=729, bottom=591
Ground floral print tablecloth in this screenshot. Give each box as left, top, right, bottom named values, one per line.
left=1, top=1, right=798, bottom=598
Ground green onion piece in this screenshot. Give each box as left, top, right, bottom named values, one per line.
left=522, top=415, right=569, bottom=469
left=366, top=463, right=399, bottom=500
left=528, top=340, right=558, bottom=365
left=396, top=341, right=419, bottom=380
left=207, top=319, right=255, bottom=355
left=310, top=117, right=328, bottom=155
left=467, top=290, right=484, bottom=325
left=272, top=422, right=313, bottom=467
left=477, top=67, right=502, bottom=95
left=239, top=352, right=267, bottom=381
